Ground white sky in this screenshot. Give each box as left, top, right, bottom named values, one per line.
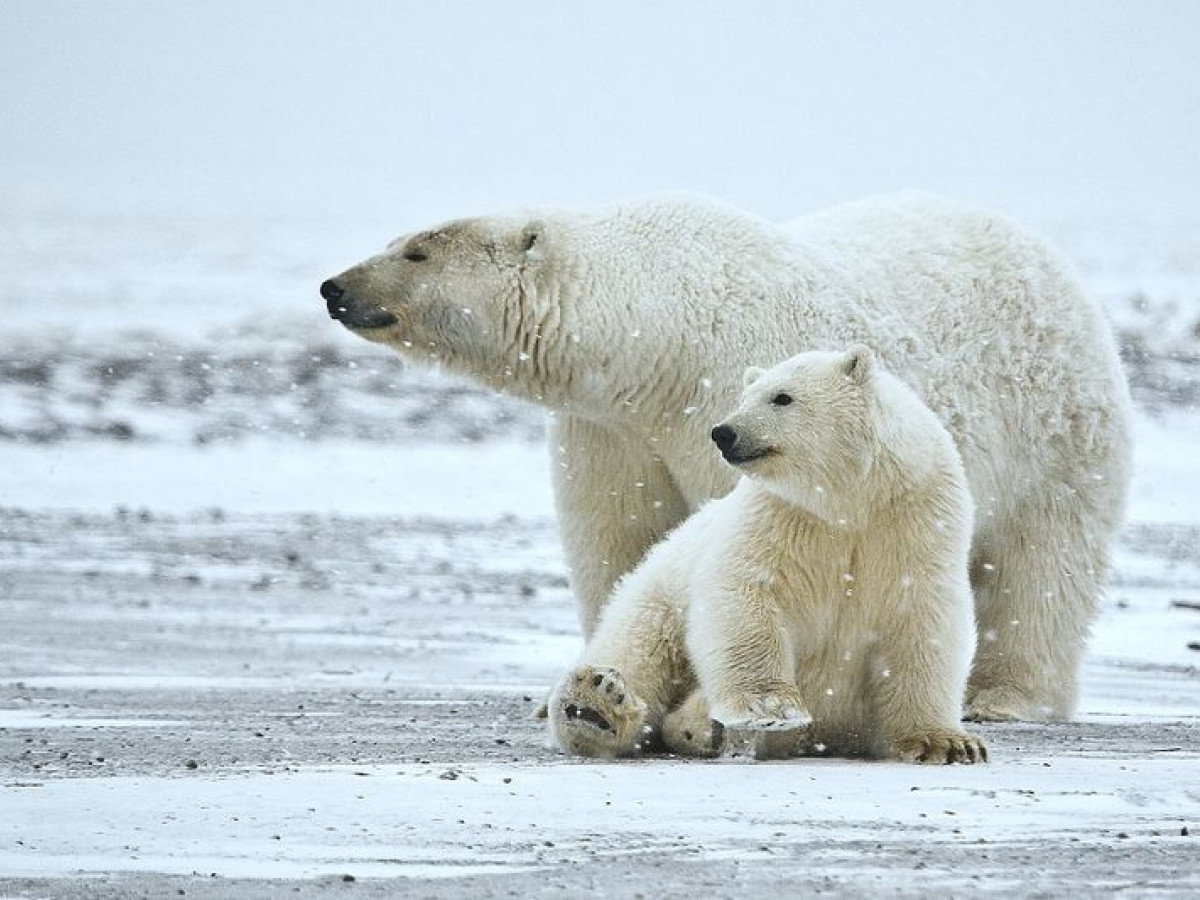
left=1, top=0, right=1198, bottom=221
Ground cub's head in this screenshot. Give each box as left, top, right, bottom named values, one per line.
left=711, top=347, right=879, bottom=501
left=319, top=216, right=547, bottom=377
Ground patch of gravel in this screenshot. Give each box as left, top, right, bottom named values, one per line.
left=1, top=509, right=1199, bottom=898
left=0, top=328, right=545, bottom=446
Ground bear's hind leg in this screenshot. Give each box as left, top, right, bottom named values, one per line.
left=551, top=666, right=649, bottom=757
left=549, top=570, right=694, bottom=757
left=966, top=498, right=1114, bottom=721
left=661, top=688, right=724, bottom=757
left=660, top=687, right=811, bottom=759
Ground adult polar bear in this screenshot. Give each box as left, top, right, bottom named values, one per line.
left=321, top=191, right=1132, bottom=721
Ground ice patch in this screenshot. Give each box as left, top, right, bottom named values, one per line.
left=0, top=440, right=555, bottom=518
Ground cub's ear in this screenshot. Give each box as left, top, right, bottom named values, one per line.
left=842, top=345, right=874, bottom=384
left=742, top=366, right=765, bottom=389
left=518, top=221, right=545, bottom=261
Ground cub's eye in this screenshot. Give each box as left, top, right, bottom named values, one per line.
left=403, top=250, right=429, bottom=262
left=771, top=393, right=794, bottom=407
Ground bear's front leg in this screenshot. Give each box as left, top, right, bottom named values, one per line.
left=710, top=685, right=812, bottom=730
left=892, top=729, right=988, bottom=764
left=688, top=583, right=812, bottom=732
left=872, top=575, right=988, bottom=765
left=549, top=415, right=690, bottom=638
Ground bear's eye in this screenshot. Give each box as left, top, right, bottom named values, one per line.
left=771, top=393, right=794, bottom=407
left=403, top=250, right=429, bottom=263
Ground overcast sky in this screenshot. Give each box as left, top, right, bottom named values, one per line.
left=2, top=1, right=1197, bottom=221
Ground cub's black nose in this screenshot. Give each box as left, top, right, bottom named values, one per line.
left=711, top=424, right=738, bottom=453
left=320, top=279, right=344, bottom=304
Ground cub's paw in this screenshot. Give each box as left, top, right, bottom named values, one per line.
left=662, top=692, right=724, bottom=758
left=893, top=729, right=988, bottom=764
left=964, top=685, right=1055, bottom=722
left=549, top=666, right=648, bottom=758
left=711, top=686, right=812, bottom=731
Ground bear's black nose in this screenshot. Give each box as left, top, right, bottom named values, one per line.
left=711, top=424, right=738, bottom=453
left=321, top=278, right=399, bottom=329
left=320, top=278, right=344, bottom=304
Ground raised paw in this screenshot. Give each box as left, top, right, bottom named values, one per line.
left=548, top=665, right=648, bottom=758
left=711, top=686, right=812, bottom=732
left=662, top=690, right=724, bottom=758
left=893, top=729, right=988, bottom=765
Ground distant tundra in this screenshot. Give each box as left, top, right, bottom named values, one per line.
left=321, top=190, right=1132, bottom=724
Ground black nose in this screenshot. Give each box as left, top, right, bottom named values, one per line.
left=320, top=279, right=344, bottom=304
left=320, top=279, right=399, bottom=329
left=711, top=424, right=738, bottom=453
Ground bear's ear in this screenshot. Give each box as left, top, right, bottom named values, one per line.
left=518, top=221, right=546, bottom=262
left=742, top=366, right=765, bottom=389
left=842, top=345, right=874, bottom=384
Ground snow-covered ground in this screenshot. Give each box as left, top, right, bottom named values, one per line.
left=2, top=194, right=1199, bottom=897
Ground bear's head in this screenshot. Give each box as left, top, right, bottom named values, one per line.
left=319, top=216, right=548, bottom=386
left=711, top=347, right=880, bottom=510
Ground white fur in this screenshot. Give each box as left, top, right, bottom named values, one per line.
left=328, top=190, right=1132, bottom=721
left=547, top=349, right=985, bottom=761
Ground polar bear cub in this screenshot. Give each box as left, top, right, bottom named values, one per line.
left=549, top=347, right=986, bottom=763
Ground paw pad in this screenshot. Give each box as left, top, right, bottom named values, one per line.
left=563, top=703, right=612, bottom=733
left=550, top=665, right=647, bottom=758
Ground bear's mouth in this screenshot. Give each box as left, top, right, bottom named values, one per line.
left=723, top=447, right=775, bottom=466
left=335, top=304, right=399, bottom=330
left=323, top=282, right=399, bottom=330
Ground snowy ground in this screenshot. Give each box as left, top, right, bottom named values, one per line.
left=1, top=194, right=1199, bottom=897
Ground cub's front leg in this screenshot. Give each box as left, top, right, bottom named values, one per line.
left=892, top=728, right=988, bottom=764
left=872, top=575, right=988, bottom=765
left=687, top=582, right=812, bottom=732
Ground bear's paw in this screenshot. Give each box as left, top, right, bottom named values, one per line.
left=711, top=686, right=812, bottom=731
left=661, top=694, right=724, bottom=758
left=893, top=729, right=988, bottom=764
left=549, top=666, right=648, bottom=758
left=964, top=685, right=1056, bottom=722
